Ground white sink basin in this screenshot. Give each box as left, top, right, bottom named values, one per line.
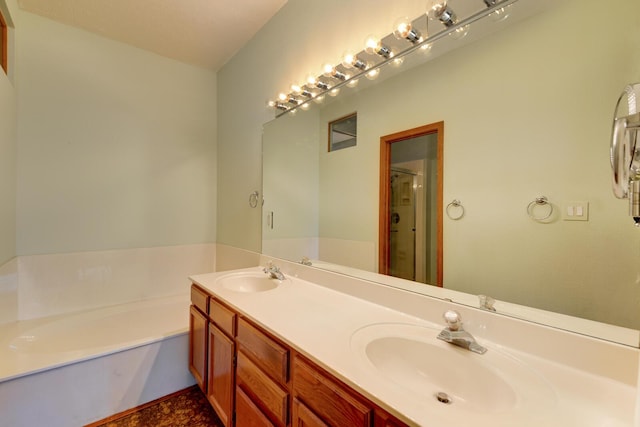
left=350, top=323, right=555, bottom=415
left=216, top=271, right=282, bottom=293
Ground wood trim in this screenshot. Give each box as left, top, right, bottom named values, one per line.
left=0, top=9, right=6, bottom=74
left=328, top=112, right=357, bottom=152
left=83, top=386, right=199, bottom=427
left=379, top=121, right=444, bottom=286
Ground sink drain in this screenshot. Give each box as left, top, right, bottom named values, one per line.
left=435, top=392, right=452, bottom=404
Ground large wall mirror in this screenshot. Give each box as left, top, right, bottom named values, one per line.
left=262, top=0, right=640, bottom=346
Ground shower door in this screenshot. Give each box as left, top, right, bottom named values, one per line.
left=389, top=170, right=416, bottom=281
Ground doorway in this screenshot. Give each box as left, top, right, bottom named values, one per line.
left=379, top=122, right=443, bottom=286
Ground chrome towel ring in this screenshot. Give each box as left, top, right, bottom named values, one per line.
left=527, top=196, right=553, bottom=221
left=249, top=191, right=260, bottom=208
left=446, top=199, right=465, bottom=220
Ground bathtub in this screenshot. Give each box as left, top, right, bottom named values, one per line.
left=0, top=294, right=196, bottom=427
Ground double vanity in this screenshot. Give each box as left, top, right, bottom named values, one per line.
left=188, top=260, right=638, bottom=426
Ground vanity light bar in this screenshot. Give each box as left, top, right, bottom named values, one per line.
left=268, top=0, right=517, bottom=116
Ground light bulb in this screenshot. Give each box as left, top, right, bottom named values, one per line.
left=300, top=102, right=311, bottom=111
left=346, top=78, right=359, bottom=88
left=291, top=84, right=302, bottom=94
left=365, top=68, right=380, bottom=80
left=314, top=94, right=325, bottom=104
left=278, top=93, right=287, bottom=101
left=306, top=75, right=317, bottom=86
left=393, top=17, right=423, bottom=44
left=342, top=52, right=368, bottom=71
left=342, top=52, right=355, bottom=68
left=328, top=88, right=340, bottom=97
left=364, top=35, right=380, bottom=55
left=322, top=63, right=335, bottom=77
left=364, top=35, right=392, bottom=58
left=426, top=0, right=448, bottom=20
left=427, top=0, right=459, bottom=27
left=323, top=63, right=347, bottom=80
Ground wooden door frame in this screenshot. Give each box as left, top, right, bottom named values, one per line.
left=379, top=121, right=444, bottom=286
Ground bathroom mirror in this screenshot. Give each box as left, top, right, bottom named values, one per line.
left=262, top=0, right=640, bottom=346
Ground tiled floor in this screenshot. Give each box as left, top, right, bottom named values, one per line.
left=88, top=386, right=223, bottom=427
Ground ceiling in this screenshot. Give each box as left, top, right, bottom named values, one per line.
left=17, top=0, right=288, bottom=71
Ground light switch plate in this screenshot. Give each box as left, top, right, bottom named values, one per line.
left=563, top=201, right=589, bottom=221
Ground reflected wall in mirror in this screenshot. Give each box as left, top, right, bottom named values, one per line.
left=262, top=0, right=640, bottom=343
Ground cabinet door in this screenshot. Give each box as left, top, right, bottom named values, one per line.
left=207, top=323, right=235, bottom=427
left=189, top=305, right=207, bottom=392
left=292, top=399, right=329, bottom=427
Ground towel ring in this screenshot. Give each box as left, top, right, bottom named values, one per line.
left=527, top=196, right=553, bottom=221
left=446, top=199, right=465, bottom=220
left=249, top=191, right=260, bottom=208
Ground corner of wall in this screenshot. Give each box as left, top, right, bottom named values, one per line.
left=214, top=244, right=260, bottom=272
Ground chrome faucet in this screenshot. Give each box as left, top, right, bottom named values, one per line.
left=263, top=261, right=285, bottom=280
left=437, top=310, right=487, bottom=354
left=478, top=294, right=496, bottom=312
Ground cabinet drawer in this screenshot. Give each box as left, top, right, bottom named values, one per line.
left=236, top=386, right=275, bottom=427
left=237, top=352, right=288, bottom=426
left=209, top=298, right=236, bottom=337
left=292, top=398, right=329, bottom=427
left=293, top=357, right=373, bottom=427
left=191, top=284, right=209, bottom=314
left=237, top=318, right=289, bottom=384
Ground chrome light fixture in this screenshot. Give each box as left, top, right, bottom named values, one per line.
left=268, top=0, right=521, bottom=115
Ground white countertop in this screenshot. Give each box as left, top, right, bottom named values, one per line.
left=190, top=266, right=637, bottom=427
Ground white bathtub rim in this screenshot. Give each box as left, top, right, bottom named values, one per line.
left=0, top=294, right=190, bottom=383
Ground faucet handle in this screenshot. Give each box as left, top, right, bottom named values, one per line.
left=443, top=310, right=462, bottom=331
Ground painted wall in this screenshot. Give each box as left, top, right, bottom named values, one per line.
left=15, top=10, right=217, bottom=256
left=216, top=0, right=428, bottom=252
left=0, top=1, right=16, bottom=266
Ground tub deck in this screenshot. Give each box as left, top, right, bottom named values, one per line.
left=0, top=294, right=190, bottom=383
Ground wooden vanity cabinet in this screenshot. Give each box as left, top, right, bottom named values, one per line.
left=189, top=283, right=410, bottom=427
